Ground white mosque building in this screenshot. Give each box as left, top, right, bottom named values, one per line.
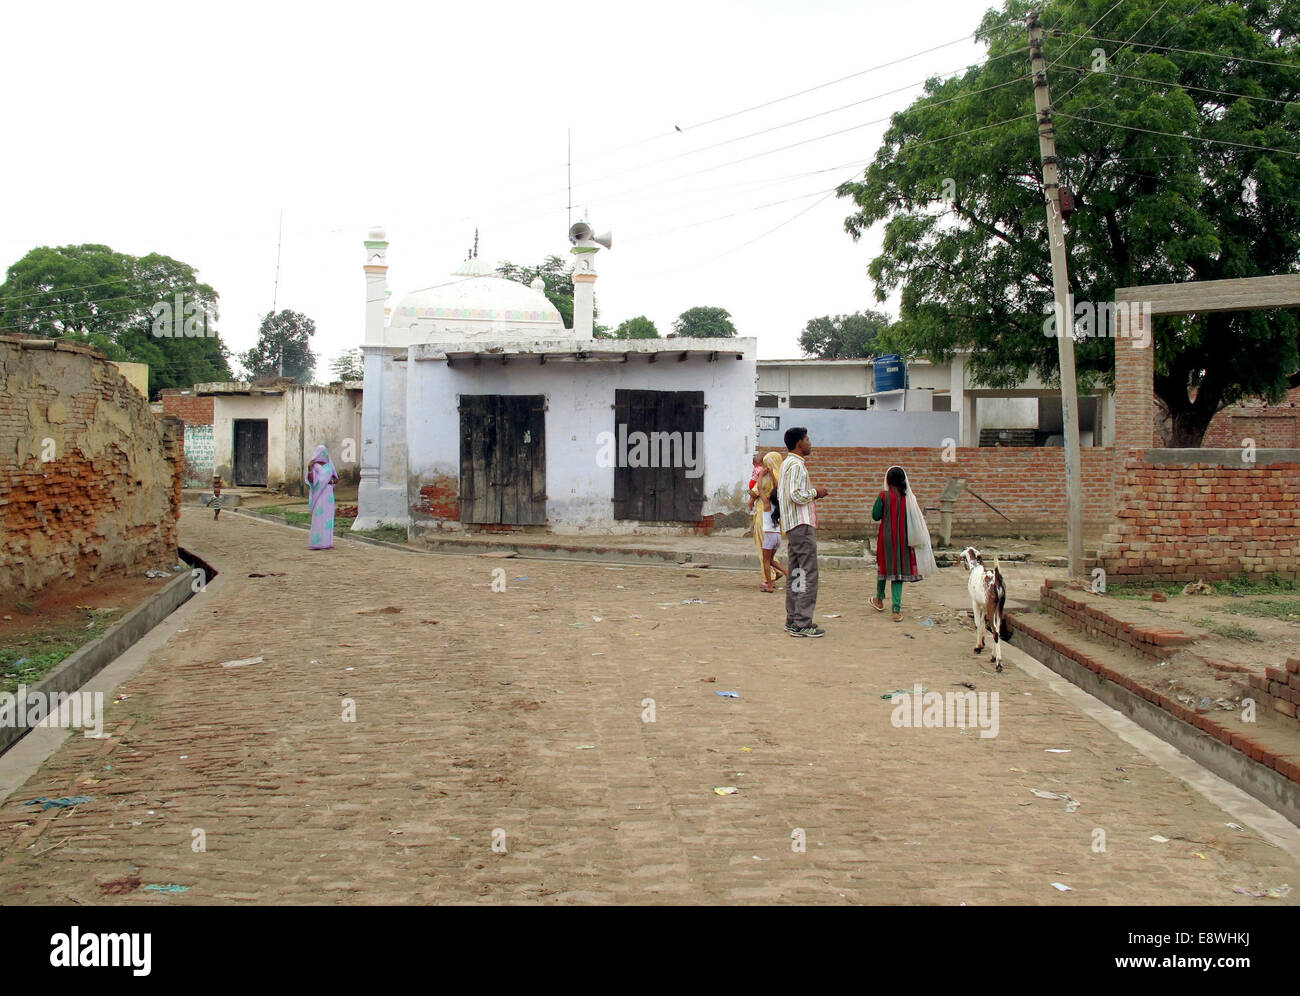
left=353, top=228, right=758, bottom=538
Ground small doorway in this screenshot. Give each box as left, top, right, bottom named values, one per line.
left=458, top=395, right=547, bottom=524
left=233, top=419, right=268, bottom=487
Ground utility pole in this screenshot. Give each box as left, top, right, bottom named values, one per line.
left=1029, top=11, right=1085, bottom=581
left=273, top=209, right=284, bottom=378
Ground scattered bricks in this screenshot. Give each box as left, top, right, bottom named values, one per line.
left=1248, top=674, right=1269, bottom=691
left=1266, top=666, right=1288, bottom=684
left=1289, top=658, right=1300, bottom=675
left=1272, top=697, right=1298, bottom=719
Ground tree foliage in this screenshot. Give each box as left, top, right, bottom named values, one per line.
left=0, top=243, right=231, bottom=396
left=799, top=310, right=894, bottom=358
left=497, top=255, right=580, bottom=329
left=240, top=309, right=317, bottom=385
left=329, top=347, right=364, bottom=382
left=837, top=0, right=1300, bottom=445
left=610, top=315, right=661, bottom=339
left=673, top=306, right=737, bottom=338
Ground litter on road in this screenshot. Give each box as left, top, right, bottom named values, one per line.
left=220, top=656, right=265, bottom=669
left=24, top=796, right=94, bottom=810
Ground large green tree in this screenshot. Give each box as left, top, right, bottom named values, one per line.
left=837, top=0, right=1300, bottom=445
left=240, top=309, right=317, bottom=384
left=799, top=310, right=894, bottom=358
left=673, top=306, right=737, bottom=338
left=0, top=243, right=231, bottom=395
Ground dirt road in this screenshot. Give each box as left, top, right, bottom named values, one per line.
left=1, top=509, right=1296, bottom=904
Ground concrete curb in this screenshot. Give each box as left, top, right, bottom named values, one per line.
left=0, top=551, right=209, bottom=757
left=231, top=507, right=877, bottom=571
left=1008, top=615, right=1300, bottom=828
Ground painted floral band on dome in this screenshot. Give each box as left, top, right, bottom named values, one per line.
left=398, top=306, right=557, bottom=322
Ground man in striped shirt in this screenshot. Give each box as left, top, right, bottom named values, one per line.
left=779, top=427, right=829, bottom=637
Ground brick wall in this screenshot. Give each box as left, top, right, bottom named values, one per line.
left=1040, top=578, right=1195, bottom=658
left=1097, top=450, right=1300, bottom=580
left=787, top=446, right=1117, bottom=535
left=1201, top=386, right=1300, bottom=449
left=0, top=337, right=184, bottom=595
left=159, top=389, right=214, bottom=425
left=1247, top=658, right=1300, bottom=725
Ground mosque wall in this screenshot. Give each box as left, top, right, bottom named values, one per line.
left=403, top=345, right=758, bottom=534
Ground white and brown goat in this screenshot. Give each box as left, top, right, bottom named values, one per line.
left=959, top=546, right=1009, bottom=672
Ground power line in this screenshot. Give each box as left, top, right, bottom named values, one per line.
left=508, top=8, right=1043, bottom=186
left=1059, top=30, right=1300, bottom=71
left=625, top=187, right=838, bottom=243
left=461, top=16, right=1043, bottom=227
left=1084, top=68, right=1297, bottom=106
left=1055, top=112, right=1300, bottom=157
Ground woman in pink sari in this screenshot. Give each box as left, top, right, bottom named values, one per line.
left=306, top=445, right=339, bottom=550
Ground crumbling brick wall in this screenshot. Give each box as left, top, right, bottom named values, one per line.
left=0, top=336, right=183, bottom=595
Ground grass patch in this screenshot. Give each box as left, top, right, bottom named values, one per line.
left=1, top=617, right=113, bottom=694
left=1213, top=574, right=1300, bottom=596
left=1191, top=617, right=1262, bottom=642
left=1220, top=598, right=1300, bottom=622
left=1107, top=580, right=1185, bottom=600
left=258, top=507, right=405, bottom=543
left=352, top=524, right=408, bottom=544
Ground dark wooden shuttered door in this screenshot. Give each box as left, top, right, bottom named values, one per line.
left=612, top=389, right=704, bottom=522
left=233, top=419, right=268, bottom=487
left=458, top=395, right=546, bottom=524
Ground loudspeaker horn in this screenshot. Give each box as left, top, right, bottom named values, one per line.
left=568, top=223, right=613, bottom=250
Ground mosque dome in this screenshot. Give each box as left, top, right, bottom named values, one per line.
left=388, top=256, right=566, bottom=336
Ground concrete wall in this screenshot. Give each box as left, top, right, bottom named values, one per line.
left=402, top=345, right=757, bottom=534
left=211, top=394, right=286, bottom=488
left=210, top=386, right=361, bottom=493
left=111, top=361, right=149, bottom=399
left=282, top=385, right=362, bottom=495
left=0, top=337, right=183, bottom=595
left=183, top=423, right=214, bottom=486
left=356, top=347, right=409, bottom=528
left=756, top=407, right=959, bottom=448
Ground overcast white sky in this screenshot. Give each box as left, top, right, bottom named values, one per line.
left=0, top=0, right=1005, bottom=371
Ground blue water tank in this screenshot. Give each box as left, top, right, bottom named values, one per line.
left=874, top=354, right=908, bottom=393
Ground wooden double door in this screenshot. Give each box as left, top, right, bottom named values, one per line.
left=612, top=389, right=704, bottom=522
left=458, top=394, right=546, bottom=525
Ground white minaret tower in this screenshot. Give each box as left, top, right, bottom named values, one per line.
left=356, top=226, right=389, bottom=531
left=363, top=226, right=389, bottom=343
left=568, top=222, right=610, bottom=338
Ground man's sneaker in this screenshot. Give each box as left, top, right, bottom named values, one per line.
left=784, top=622, right=799, bottom=635
left=788, top=625, right=827, bottom=638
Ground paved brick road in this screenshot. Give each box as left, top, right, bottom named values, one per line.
left=1, top=509, right=1297, bottom=904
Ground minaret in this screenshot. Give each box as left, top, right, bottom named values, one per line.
left=356, top=226, right=389, bottom=530
left=363, top=226, right=389, bottom=343
left=568, top=221, right=609, bottom=339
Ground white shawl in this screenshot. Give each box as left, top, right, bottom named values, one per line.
left=884, top=466, right=937, bottom=579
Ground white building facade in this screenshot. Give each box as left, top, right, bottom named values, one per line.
left=355, top=229, right=758, bottom=536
